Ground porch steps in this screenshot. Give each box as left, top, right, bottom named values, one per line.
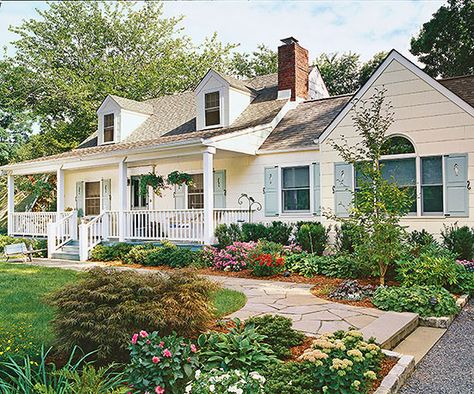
left=51, top=241, right=80, bottom=261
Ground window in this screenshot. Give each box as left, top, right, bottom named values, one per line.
left=131, top=176, right=148, bottom=209
left=381, top=158, right=417, bottom=213
left=188, top=174, right=204, bottom=209
left=85, top=181, right=101, bottom=216
left=422, top=156, right=443, bottom=214
left=381, top=136, right=415, bottom=155
left=204, top=92, right=220, bottom=127
left=103, top=114, right=115, bottom=143
left=282, top=166, right=310, bottom=212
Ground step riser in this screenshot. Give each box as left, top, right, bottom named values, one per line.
left=51, top=252, right=80, bottom=261
left=61, top=246, right=80, bottom=253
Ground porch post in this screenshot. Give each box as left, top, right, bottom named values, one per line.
left=7, top=173, right=14, bottom=236
left=203, top=147, right=215, bottom=245
left=118, top=158, right=128, bottom=242
left=56, top=167, right=65, bottom=213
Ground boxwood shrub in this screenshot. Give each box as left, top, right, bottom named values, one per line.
left=90, top=243, right=134, bottom=262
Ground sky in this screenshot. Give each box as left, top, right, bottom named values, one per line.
left=0, top=0, right=444, bottom=62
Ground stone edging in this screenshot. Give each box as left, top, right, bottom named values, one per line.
left=374, top=350, right=415, bottom=394
left=419, top=294, right=470, bottom=329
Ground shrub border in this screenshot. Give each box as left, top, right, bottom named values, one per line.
left=419, top=294, right=470, bottom=329
left=374, top=350, right=415, bottom=394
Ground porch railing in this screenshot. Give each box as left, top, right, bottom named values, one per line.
left=79, top=212, right=108, bottom=261
left=10, top=212, right=69, bottom=237
left=47, top=211, right=77, bottom=258
left=213, top=208, right=250, bottom=230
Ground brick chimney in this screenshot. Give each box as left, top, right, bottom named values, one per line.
left=278, top=37, right=309, bottom=101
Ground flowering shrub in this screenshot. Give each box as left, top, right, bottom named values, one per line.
left=247, top=241, right=285, bottom=277
left=127, top=331, right=199, bottom=394
left=457, top=259, right=474, bottom=272
left=263, top=330, right=383, bottom=394
left=0, top=324, right=39, bottom=362
left=204, top=242, right=256, bottom=271
left=185, top=369, right=265, bottom=394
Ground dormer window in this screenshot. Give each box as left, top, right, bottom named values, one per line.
left=103, top=114, right=115, bottom=143
left=204, top=92, right=220, bottom=127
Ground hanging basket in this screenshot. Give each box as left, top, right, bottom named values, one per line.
left=139, top=173, right=166, bottom=196
left=167, top=171, right=194, bottom=187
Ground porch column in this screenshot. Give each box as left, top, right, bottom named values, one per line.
left=203, top=147, right=216, bottom=245
left=7, top=173, right=14, bottom=236
left=118, top=158, right=128, bottom=242
left=56, top=167, right=65, bottom=213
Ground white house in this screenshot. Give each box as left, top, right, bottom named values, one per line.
left=2, top=37, right=473, bottom=261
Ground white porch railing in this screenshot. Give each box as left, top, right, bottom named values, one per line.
left=47, top=211, right=77, bottom=258
left=10, top=212, right=69, bottom=237
left=213, top=208, right=250, bottom=230
left=79, top=212, right=109, bottom=261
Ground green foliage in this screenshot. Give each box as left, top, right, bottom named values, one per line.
left=144, top=245, right=199, bottom=268
left=263, top=330, right=383, bottom=394
left=214, top=224, right=243, bottom=248
left=197, top=318, right=277, bottom=371
left=247, top=241, right=285, bottom=277
left=127, top=331, right=199, bottom=394
left=47, top=268, right=218, bottom=362
left=241, top=223, right=268, bottom=243
left=246, top=315, right=304, bottom=360
left=230, top=44, right=277, bottom=78
left=122, top=244, right=157, bottom=265
left=166, top=171, right=194, bottom=187
left=410, top=0, right=473, bottom=78
left=372, top=285, right=459, bottom=317
left=396, top=246, right=459, bottom=289
left=335, top=223, right=359, bottom=254
left=266, top=221, right=293, bottom=245
left=314, top=51, right=387, bottom=96
left=453, top=264, right=474, bottom=295
left=441, top=224, right=474, bottom=260
left=186, top=369, right=265, bottom=394
left=139, top=173, right=166, bottom=196
left=0, top=324, right=39, bottom=363
left=6, top=1, right=237, bottom=161
left=285, top=252, right=322, bottom=278
left=295, top=222, right=328, bottom=255
left=211, top=289, right=247, bottom=318
left=0, top=347, right=126, bottom=394
left=407, top=229, right=437, bottom=256
left=90, top=243, right=134, bottom=262
left=329, top=89, right=412, bottom=285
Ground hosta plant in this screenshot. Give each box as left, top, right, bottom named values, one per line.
left=126, top=331, right=199, bottom=394
left=185, top=369, right=265, bottom=394
left=197, top=318, right=277, bottom=371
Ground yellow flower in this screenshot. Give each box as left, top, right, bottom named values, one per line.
left=364, top=370, right=377, bottom=380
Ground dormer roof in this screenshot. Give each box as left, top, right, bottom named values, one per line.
left=106, top=95, right=154, bottom=115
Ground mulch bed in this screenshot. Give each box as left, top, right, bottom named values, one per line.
left=369, top=356, right=399, bottom=394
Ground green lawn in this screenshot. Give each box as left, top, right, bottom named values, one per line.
left=0, top=262, right=246, bottom=359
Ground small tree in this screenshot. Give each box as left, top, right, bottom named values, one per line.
left=329, top=88, right=412, bottom=285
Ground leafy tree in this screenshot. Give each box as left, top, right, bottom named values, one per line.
left=329, top=89, right=412, bottom=285
left=5, top=1, right=236, bottom=160
left=410, top=0, right=474, bottom=78
left=358, top=51, right=388, bottom=86
left=230, top=44, right=278, bottom=78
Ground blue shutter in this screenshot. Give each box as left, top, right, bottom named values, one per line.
left=264, top=166, right=279, bottom=217
left=101, top=179, right=111, bottom=211
left=213, top=170, right=226, bottom=209
left=445, top=154, right=469, bottom=217
left=312, top=163, right=321, bottom=215
left=75, top=181, right=84, bottom=216
left=174, top=184, right=186, bottom=209
left=334, top=163, right=353, bottom=217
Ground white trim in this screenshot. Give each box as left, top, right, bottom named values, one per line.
left=202, top=88, right=224, bottom=129
left=257, top=146, right=320, bottom=155
left=317, top=50, right=474, bottom=144
left=279, top=163, right=312, bottom=214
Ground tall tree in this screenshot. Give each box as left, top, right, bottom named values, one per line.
left=230, top=44, right=278, bottom=78
left=410, top=0, right=474, bottom=78
left=358, top=51, right=388, bottom=86
left=6, top=1, right=236, bottom=160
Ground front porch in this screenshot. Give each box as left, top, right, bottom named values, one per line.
left=5, top=144, right=256, bottom=261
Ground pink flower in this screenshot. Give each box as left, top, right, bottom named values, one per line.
left=187, top=357, right=191, bottom=362
left=163, top=348, right=172, bottom=358
left=152, top=356, right=160, bottom=364
left=158, top=341, right=165, bottom=348
left=190, top=344, right=197, bottom=353
left=131, top=334, right=138, bottom=345
left=139, top=330, right=148, bottom=338
left=146, top=340, right=151, bottom=344
left=155, top=386, right=165, bottom=394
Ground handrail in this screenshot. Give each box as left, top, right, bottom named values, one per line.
left=47, top=211, right=77, bottom=258
left=79, top=211, right=108, bottom=261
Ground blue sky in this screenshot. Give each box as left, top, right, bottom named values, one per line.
left=0, top=1, right=444, bottom=62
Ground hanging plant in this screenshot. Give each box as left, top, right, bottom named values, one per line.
left=167, top=171, right=194, bottom=187
left=139, top=173, right=167, bottom=196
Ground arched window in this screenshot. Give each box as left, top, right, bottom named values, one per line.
left=381, top=136, right=415, bottom=155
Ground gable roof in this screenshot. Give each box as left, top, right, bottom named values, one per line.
left=108, top=95, right=154, bottom=114
left=438, top=75, right=474, bottom=107
left=317, top=50, right=474, bottom=144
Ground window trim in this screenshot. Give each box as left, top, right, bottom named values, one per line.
left=130, top=175, right=148, bottom=210
left=187, top=173, right=204, bottom=209
left=420, top=156, right=444, bottom=216
left=280, top=165, right=311, bottom=214
left=202, top=88, right=223, bottom=129
left=103, top=113, right=116, bottom=144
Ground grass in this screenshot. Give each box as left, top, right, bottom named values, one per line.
left=212, top=288, right=247, bottom=317
left=0, top=262, right=246, bottom=359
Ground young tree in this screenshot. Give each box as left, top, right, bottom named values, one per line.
left=329, top=89, right=412, bottom=285
left=410, top=0, right=474, bottom=78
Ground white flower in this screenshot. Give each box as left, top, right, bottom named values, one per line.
left=185, top=385, right=192, bottom=393
left=195, top=369, right=201, bottom=379
left=209, top=384, right=215, bottom=392
left=249, top=371, right=266, bottom=384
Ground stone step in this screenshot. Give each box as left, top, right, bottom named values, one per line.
left=61, top=245, right=79, bottom=253
left=360, top=311, right=419, bottom=349
left=51, top=251, right=80, bottom=261
left=393, top=326, right=446, bottom=364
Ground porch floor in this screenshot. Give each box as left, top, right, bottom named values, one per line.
left=18, top=258, right=418, bottom=347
